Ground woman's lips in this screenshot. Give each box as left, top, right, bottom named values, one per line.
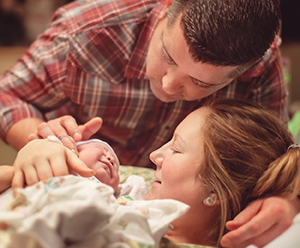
left=151, top=180, right=161, bottom=187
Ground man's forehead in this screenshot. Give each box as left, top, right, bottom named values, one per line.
left=164, top=14, right=241, bottom=81
left=162, top=32, right=238, bottom=86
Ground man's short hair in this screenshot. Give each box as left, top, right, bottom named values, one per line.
left=167, top=0, right=281, bottom=67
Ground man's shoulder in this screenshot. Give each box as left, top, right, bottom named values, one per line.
left=51, top=0, right=160, bottom=34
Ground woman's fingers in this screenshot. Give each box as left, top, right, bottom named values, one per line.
left=12, top=170, right=25, bottom=197
left=65, top=148, right=95, bottom=177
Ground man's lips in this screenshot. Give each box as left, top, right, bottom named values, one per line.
left=156, top=84, right=176, bottom=98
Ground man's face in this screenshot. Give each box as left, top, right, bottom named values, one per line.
left=146, top=16, right=238, bottom=102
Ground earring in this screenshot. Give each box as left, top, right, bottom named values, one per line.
left=204, top=196, right=214, bottom=206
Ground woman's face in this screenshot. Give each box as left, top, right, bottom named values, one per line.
left=146, top=107, right=211, bottom=207
left=77, top=141, right=119, bottom=190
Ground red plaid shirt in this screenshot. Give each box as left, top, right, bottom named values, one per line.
left=0, top=0, right=288, bottom=168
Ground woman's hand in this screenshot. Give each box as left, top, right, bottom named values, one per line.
left=11, top=139, right=95, bottom=196
left=221, top=197, right=300, bottom=247
left=28, top=116, right=103, bottom=153
left=0, top=166, right=14, bottom=193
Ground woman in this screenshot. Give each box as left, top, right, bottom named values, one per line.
left=146, top=99, right=300, bottom=246
left=3, top=99, right=300, bottom=247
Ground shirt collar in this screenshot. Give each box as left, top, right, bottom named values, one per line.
left=238, top=36, right=281, bottom=80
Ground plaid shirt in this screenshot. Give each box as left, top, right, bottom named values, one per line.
left=0, top=0, right=288, bottom=168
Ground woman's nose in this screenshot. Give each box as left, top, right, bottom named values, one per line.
left=161, top=72, right=184, bottom=94
left=149, top=149, right=164, bottom=168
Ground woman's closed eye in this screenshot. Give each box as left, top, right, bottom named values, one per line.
left=171, top=147, right=180, bottom=154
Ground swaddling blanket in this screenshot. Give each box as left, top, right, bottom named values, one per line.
left=0, top=175, right=189, bottom=248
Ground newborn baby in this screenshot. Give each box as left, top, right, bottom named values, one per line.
left=76, top=139, right=120, bottom=191
left=0, top=136, right=120, bottom=194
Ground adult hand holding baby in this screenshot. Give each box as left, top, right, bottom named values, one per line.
left=11, top=139, right=95, bottom=196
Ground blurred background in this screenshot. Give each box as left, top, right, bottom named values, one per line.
left=0, top=0, right=299, bottom=164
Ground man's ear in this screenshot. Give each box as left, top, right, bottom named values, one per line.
left=203, top=193, right=220, bottom=207
left=158, top=0, right=173, bottom=19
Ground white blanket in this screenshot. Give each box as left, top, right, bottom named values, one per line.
left=0, top=175, right=189, bottom=248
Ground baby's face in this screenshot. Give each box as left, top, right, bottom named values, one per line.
left=77, top=141, right=119, bottom=190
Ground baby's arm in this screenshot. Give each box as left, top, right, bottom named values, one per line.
left=0, top=166, right=14, bottom=193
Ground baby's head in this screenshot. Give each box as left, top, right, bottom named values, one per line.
left=76, top=139, right=120, bottom=191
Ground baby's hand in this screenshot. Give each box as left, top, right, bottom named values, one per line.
left=12, top=139, right=94, bottom=196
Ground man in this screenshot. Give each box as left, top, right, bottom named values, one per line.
left=0, top=0, right=287, bottom=167
left=0, top=0, right=298, bottom=247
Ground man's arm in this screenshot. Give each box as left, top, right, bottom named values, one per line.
left=221, top=197, right=300, bottom=248
left=0, top=5, right=72, bottom=148
left=6, top=118, right=44, bottom=150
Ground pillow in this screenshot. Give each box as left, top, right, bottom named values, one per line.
left=119, top=165, right=155, bottom=191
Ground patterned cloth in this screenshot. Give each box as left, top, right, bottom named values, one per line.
left=0, top=166, right=214, bottom=248
left=0, top=175, right=189, bottom=248
left=0, top=0, right=288, bottom=168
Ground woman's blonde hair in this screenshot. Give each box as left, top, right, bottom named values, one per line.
left=201, top=99, right=300, bottom=246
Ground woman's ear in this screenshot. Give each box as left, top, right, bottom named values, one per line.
left=203, top=193, right=220, bottom=207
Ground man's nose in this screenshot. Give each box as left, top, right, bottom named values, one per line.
left=161, top=71, right=184, bottom=94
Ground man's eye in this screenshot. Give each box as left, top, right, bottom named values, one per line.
left=162, top=48, right=175, bottom=65
left=192, top=78, right=211, bottom=88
